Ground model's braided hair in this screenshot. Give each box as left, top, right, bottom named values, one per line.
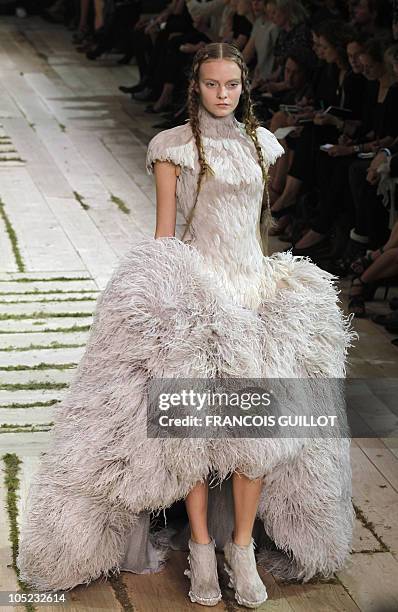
left=182, top=42, right=276, bottom=254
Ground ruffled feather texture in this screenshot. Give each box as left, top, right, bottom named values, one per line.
left=17, top=237, right=357, bottom=591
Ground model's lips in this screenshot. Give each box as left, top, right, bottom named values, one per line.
left=216, top=103, right=230, bottom=107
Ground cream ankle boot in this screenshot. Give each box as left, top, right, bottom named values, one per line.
left=184, top=537, right=222, bottom=606
left=223, top=537, right=268, bottom=608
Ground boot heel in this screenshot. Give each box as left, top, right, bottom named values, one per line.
left=223, top=561, right=235, bottom=589
left=184, top=537, right=222, bottom=607
left=223, top=538, right=268, bottom=609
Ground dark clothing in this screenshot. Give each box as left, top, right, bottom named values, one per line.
left=232, top=14, right=252, bottom=39
left=274, top=22, right=314, bottom=69
left=349, top=160, right=391, bottom=248
left=310, top=155, right=356, bottom=235
left=288, top=70, right=366, bottom=186
left=357, top=82, right=398, bottom=140
left=312, top=62, right=339, bottom=109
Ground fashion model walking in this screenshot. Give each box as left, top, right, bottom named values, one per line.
left=17, top=43, right=357, bottom=609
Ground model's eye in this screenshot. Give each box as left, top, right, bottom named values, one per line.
left=205, top=82, right=216, bottom=87
left=228, top=82, right=240, bottom=88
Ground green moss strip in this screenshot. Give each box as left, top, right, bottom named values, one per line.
left=0, top=157, right=24, bottom=162
left=110, top=194, right=130, bottom=215
left=0, top=343, right=85, bottom=352
left=0, top=290, right=98, bottom=296
left=1, top=426, right=52, bottom=434
left=0, top=312, right=92, bottom=321
left=0, top=325, right=91, bottom=334
left=0, top=199, right=25, bottom=272
left=1, top=423, right=54, bottom=429
left=0, top=382, right=67, bottom=391
left=0, top=400, right=59, bottom=409
left=0, top=277, right=92, bottom=283
left=353, top=502, right=389, bottom=552
left=73, top=191, right=90, bottom=211
left=0, top=297, right=96, bottom=304
left=108, top=574, right=135, bottom=612
left=0, top=362, right=76, bottom=371
left=2, top=453, right=37, bottom=611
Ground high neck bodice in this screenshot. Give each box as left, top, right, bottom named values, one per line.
left=197, top=104, right=240, bottom=138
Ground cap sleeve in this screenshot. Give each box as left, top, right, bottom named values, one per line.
left=146, top=123, right=196, bottom=174
left=256, top=126, right=285, bottom=165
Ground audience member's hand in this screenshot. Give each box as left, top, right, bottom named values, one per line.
left=338, top=134, right=353, bottom=146
left=368, top=140, right=381, bottom=152
left=295, top=110, right=315, bottom=121
left=180, top=41, right=205, bottom=54
left=251, top=77, right=267, bottom=92
left=366, top=151, right=388, bottom=185
left=298, top=96, right=314, bottom=108
left=265, top=81, right=287, bottom=94
left=328, top=145, right=353, bottom=157
left=134, top=17, right=149, bottom=30
left=144, top=21, right=160, bottom=35
left=314, top=112, right=338, bottom=127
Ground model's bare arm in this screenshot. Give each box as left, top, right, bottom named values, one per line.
left=154, top=161, right=180, bottom=238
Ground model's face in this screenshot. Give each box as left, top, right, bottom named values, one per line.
left=347, top=42, right=364, bottom=74
left=318, top=35, right=339, bottom=64
left=197, top=59, right=242, bottom=117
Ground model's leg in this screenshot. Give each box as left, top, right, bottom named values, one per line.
left=184, top=480, right=222, bottom=606
left=232, top=470, right=263, bottom=545
left=223, top=471, right=268, bottom=608
left=185, top=480, right=210, bottom=544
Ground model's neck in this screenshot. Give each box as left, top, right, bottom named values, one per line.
left=197, top=104, right=237, bottom=136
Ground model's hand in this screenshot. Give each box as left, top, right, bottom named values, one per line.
left=327, top=145, right=353, bottom=157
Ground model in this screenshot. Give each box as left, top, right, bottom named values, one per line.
left=17, top=43, right=357, bottom=609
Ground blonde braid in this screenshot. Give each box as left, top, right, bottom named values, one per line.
left=238, top=58, right=277, bottom=256
left=181, top=58, right=215, bottom=242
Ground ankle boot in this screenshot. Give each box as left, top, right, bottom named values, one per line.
left=184, top=537, right=222, bottom=606
left=223, top=537, right=268, bottom=608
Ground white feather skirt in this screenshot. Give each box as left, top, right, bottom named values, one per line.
left=16, top=237, right=358, bottom=591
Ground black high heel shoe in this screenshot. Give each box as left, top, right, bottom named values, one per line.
left=348, top=276, right=379, bottom=318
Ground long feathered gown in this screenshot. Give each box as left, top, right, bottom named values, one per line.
left=17, top=105, right=358, bottom=592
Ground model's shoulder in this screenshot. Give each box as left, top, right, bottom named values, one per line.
left=146, top=122, right=195, bottom=174
left=255, top=125, right=285, bottom=165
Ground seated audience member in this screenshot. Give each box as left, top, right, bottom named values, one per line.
left=351, top=0, right=392, bottom=37
left=243, top=0, right=279, bottom=88
left=264, top=0, right=313, bottom=95
left=269, top=21, right=368, bottom=242
left=291, top=36, right=397, bottom=258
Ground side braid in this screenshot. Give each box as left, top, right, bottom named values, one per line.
left=238, top=59, right=277, bottom=255
left=182, top=66, right=215, bottom=242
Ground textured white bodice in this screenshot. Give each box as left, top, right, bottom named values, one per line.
left=146, top=105, right=284, bottom=309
